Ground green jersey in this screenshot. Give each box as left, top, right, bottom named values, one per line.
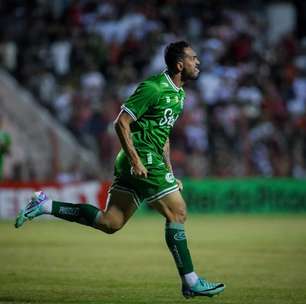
left=112, top=72, right=184, bottom=205
left=122, top=71, right=185, bottom=156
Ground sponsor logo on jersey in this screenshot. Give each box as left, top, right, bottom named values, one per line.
left=161, top=82, right=169, bottom=87
left=165, top=172, right=175, bottom=183
left=159, top=109, right=179, bottom=127
left=174, top=231, right=186, bottom=241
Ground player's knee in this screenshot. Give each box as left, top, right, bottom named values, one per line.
left=169, top=206, right=187, bottom=224
left=104, top=227, right=119, bottom=234
left=177, top=208, right=187, bottom=223
left=105, top=223, right=123, bottom=234
left=97, top=214, right=124, bottom=234
left=104, top=219, right=124, bottom=234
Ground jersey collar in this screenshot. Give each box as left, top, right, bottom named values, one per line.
left=163, top=71, right=181, bottom=92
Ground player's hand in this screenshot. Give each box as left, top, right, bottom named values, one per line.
left=176, top=178, right=183, bottom=191
left=131, top=160, right=148, bottom=178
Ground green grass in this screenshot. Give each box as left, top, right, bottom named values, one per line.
left=0, top=214, right=306, bottom=304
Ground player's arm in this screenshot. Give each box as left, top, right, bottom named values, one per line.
left=114, top=111, right=148, bottom=178
left=163, top=137, right=173, bottom=173
left=163, top=138, right=183, bottom=191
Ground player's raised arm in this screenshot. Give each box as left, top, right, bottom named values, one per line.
left=114, top=111, right=148, bottom=178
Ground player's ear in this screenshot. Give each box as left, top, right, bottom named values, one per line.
left=177, top=61, right=184, bottom=72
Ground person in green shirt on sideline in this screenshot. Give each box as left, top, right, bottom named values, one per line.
left=0, top=116, right=11, bottom=180
left=15, top=41, right=225, bottom=298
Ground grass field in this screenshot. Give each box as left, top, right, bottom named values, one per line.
left=0, top=214, right=306, bottom=304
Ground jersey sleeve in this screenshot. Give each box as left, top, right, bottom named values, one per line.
left=121, top=81, right=160, bottom=120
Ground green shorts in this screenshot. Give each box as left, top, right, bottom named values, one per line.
left=110, top=149, right=179, bottom=207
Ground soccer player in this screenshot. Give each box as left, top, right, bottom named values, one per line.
left=15, top=41, right=225, bottom=298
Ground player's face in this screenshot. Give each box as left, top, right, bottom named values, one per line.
left=181, top=47, right=200, bottom=80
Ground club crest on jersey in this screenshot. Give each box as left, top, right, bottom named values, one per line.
left=159, top=109, right=179, bottom=128
left=165, top=172, right=175, bottom=183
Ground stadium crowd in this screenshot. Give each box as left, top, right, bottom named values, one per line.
left=1, top=0, right=306, bottom=179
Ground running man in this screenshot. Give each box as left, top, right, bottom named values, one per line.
left=15, top=41, right=225, bottom=298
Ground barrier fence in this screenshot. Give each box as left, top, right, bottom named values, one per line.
left=182, top=178, right=306, bottom=213
left=0, top=181, right=111, bottom=219
left=1, top=178, right=306, bottom=218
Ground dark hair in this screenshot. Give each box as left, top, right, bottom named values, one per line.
left=164, top=41, right=190, bottom=71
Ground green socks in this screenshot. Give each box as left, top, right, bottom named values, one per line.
left=165, top=222, right=194, bottom=275
left=52, top=201, right=100, bottom=227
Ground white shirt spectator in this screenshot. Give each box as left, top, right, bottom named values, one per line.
left=50, top=40, right=72, bottom=75
left=197, top=70, right=223, bottom=105
left=249, top=122, right=275, bottom=143
left=53, top=87, right=73, bottom=124
left=0, top=41, right=17, bottom=71
left=185, top=124, right=209, bottom=152
left=236, top=86, right=262, bottom=105
left=119, top=82, right=138, bottom=100
left=292, top=77, right=306, bottom=100
left=287, top=98, right=305, bottom=116
left=80, top=71, right=105, bottom=101
left=39, top=71, right=57, bottom=105
left=93, top=12, right=160, bottom=44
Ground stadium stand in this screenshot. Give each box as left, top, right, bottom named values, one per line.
left=0, top=69, right=102, bottom=181
left=1, top=0, right=306, bottom=180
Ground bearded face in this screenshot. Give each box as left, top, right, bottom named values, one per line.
left=181, top=47, right=200, bottom=81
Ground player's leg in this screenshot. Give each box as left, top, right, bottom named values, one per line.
left=94, top=189, right=137, bottom=234
left=150, top=190, right=225, bottom=298
left=15, top=189, right=137, bottom=234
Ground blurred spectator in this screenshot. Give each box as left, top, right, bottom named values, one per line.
left=0, top=116, right=11, bottom=181
left=80, top=61, right=105, bottom=104
left=53, top=85, right=74, bottom=124
left=1, top=0, right=306, bottom=179
left=50, top=31, right=72, bottom=76
left=56, top=162, right=83, bottom=184
left=0, top=33, right=17, bottom=72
